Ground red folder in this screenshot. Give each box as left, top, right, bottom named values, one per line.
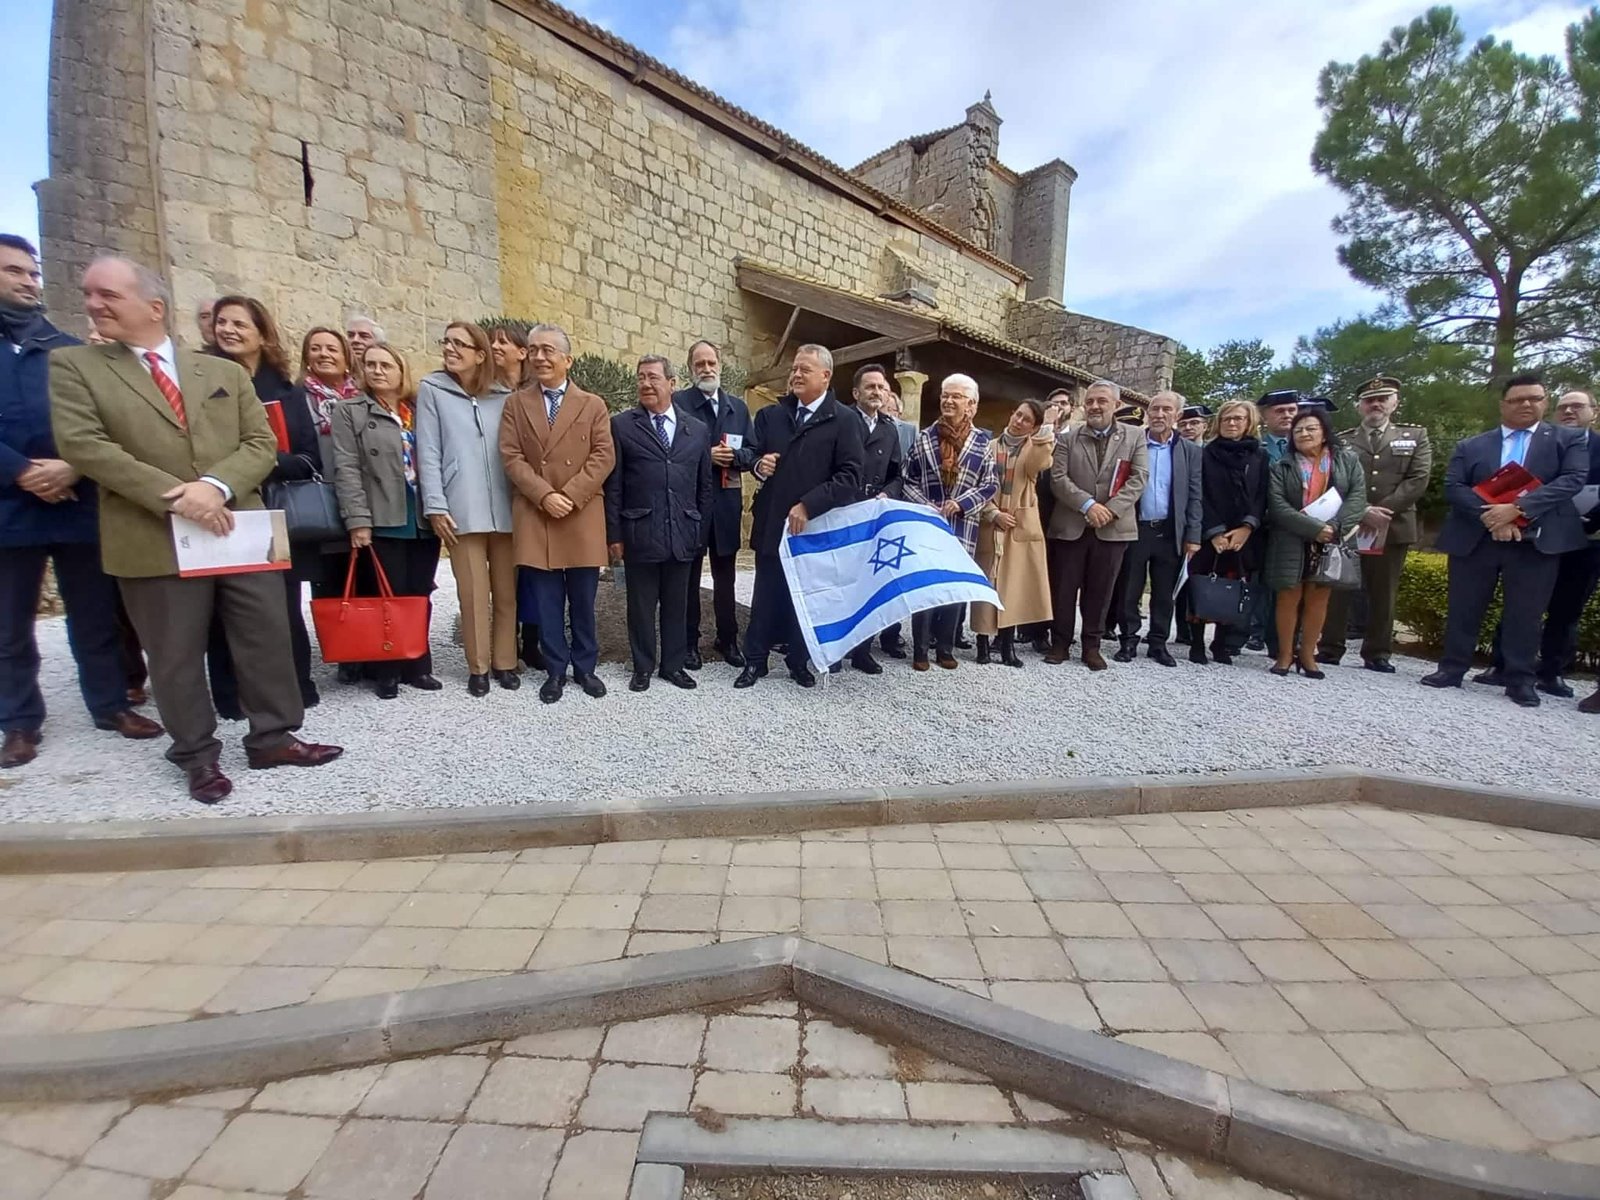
left=261, top=400, right=291, bottom=454
left=1108, top=459, right=1132, bottom=498
left=1474, top=463, right=1539, bottom=527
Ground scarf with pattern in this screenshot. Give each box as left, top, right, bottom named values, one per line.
left=937, top=413, right=973, bottom=492
left=304, top=374, right=360, bottom=437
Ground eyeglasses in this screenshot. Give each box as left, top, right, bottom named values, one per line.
left=438, top=337, right=474, bottom=352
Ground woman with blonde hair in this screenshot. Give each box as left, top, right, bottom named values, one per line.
left=416, top=322, right=519, bottom=696
left=1186, top=398, right=1268, bottom=664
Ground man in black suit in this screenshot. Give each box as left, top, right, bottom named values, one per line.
left=605, top=356, right=714, bottom=692
left=735, top=344, right=864, bottom=688
left=1422, top=373, right=1589, bottom=707
left=833, top=362, right=903, bottom=675
left=673, top=340, right=754, bottom=669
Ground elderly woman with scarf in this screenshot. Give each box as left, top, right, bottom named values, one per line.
left=971, top=398, right=1061, bottom=666
left=900, top=373, right=999, bottom=671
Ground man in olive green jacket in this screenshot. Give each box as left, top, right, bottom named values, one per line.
left=50, top=257, right=341, bottom=804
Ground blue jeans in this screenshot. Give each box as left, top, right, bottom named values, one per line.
left=527, top=566, right=600, bottom=679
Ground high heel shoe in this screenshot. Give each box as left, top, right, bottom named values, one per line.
left=1295, top=662, right=1326, bottom=680
left=1269, top=664, right=1292, bottom=677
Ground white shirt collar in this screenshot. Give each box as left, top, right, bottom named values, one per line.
left=797, top=393, right=825, bottom=416
left=860, top=408, right=878, bottom=431
left=128, top=337, right=176, bottom=371
left=542, top=379, right=568, bottom=397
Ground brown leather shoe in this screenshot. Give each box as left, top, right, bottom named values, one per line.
left=245, top=737, right=345, bottom=770
left=1580, top=686, right=1600, bottom=715
left=937, top=655, right=959, bottom=670
left=94, top=709, right=165, bottom=739
left=1044, top=646, right=1069, bottom=665
left=1082, top=647, right=1109, bottom=671
left=126, top=686, right=149, bottom=707
left=2, top=730, right=41, bottom=769
left=186, top=762, right=232, bottom=805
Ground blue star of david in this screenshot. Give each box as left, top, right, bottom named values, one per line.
left=868, top=534, right=914, bottom=574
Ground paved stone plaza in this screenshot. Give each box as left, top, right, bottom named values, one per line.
left=4, top=802, right=1600, bottom=1187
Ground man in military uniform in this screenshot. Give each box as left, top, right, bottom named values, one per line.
left=1317, top=376, right=1432, bottom=672
left=1176, top=403, right=1211, bottom=444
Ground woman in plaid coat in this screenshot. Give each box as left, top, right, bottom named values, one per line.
left=900, top=374, right=999, bottom=670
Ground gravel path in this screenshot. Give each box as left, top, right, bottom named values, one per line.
left=3, top=566, right=1597, bottom=824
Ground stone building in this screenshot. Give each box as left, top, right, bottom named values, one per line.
left=39, top=0, right=1174, bottom=428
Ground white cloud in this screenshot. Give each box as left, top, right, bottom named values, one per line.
left=661, top=0, right=1586, bottom=356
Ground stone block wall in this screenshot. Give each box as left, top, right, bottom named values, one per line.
left=1009, top=301, right=1176, bottom=396
left=1013, top=164, right=1073, bottom=303
left=853, top=142, right=915, bottom=199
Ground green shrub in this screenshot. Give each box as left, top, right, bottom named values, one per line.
left=1397, top=549, right=1600, bottom=670
left=569, top=353, right=638, bottom=414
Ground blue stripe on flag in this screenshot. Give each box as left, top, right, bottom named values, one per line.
left=786, top=508, right=950, bottom=556
left=813, top=568, right=994, bottom=645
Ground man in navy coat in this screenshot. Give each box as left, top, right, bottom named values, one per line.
left=606, top=355, right=714, bottom=692
left=1421, top=373, right=1589, bottom=707
left=672, top=339, right=753, bottom=669
left=0, top=234, right=161, bottom=768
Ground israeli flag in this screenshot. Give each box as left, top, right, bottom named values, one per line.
left=779, top=497, right=1001, bottom=669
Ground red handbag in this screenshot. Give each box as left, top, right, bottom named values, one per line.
left=310, top=548, right=431, bottom=663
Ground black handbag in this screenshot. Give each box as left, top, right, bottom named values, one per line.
left=262, top=460, right=344, bottom=542
left=1188, top=552, right=1259, bottom=625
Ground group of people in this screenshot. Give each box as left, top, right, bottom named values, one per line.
left=3, top=237, right=1597, bottom=805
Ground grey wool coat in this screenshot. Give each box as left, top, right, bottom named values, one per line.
left=415, top=371, right=514, bottom=535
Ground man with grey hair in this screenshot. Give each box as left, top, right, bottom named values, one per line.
left=344, top=313, right=384, bottom=356
left=500, top=322, right=615, bottom=702
left=50, top=256, right=343, bottom=803
left=605, top=355, right=713, bottom=691
left=735, top=343, right=864, bottom=687
left=196, top=297, right=218, bottom=349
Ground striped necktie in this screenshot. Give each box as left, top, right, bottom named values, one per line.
left=143, top=352, right=187, bottom=429
left=653, top=412, right=669, bottom=448
left=544, top=388, right=562, bottom=427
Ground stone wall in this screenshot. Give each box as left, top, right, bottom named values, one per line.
left=852, top=142, right=915, bottom=199
left=1013, top=164, right=1074, bottom=303
left=485, top=4, right=1021, bottom=366
left=1009, top=301, right=1176, bottom=396
left=38, top=0, right=163, bottom=325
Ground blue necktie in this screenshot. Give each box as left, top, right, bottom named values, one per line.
left=544, top=388, right=562, bottom=427
left=653, top=412, right=669, bottom=448
left=795, top=406, right=809, bottom=429
left=1514, top=429, right=1530, bottom=465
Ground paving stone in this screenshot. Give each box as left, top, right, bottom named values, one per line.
left=343, top=862, right=435, bottom=892
left=1118, top=1033, right=1239, bottom=1076
left=40, top=1167, right=152, bottom=1200
left=800, top=899, right=884, bottom=936
left=973, top=937, right=1072, bottom=981
left=1182, top=984, right=1308, bottom=1032
left=303, top=892, right=408, bottom=927
left=1552, top=970, right=1600, bottom=1014
left=1202, top=905, right=1306, bottom=940
left=691, top=1072, right=797, bottom=1117
left=962, top=900, right=1051, bottom=938
left=187, top=1113, right=340, bottom=1193
left=24, top=962, right=151, bottom=1006
left=601, top=1014, right=706, bottom=1065
left=1326, top=1032, right=1469, bottom=1089
left=635, top=895, right=720, bottom=933
left=84, top=1105, right=228, bottom=1179
left=84, top=922, right=200, bottom=963
left=801, top=842, right=873, bottom=868
left=549, top=894, right=641, bottom=930
left=300, top=1118, right=452, bottom=1200
left=1040, top=902, right=1138, bottom=939
left=1275, top=983, right=1408, bottom=1032
left=252, top=1066, right=384, bottom=1116
left=950, top=869, right=1033, bottom=901
left=1088, top=983, right=1204, bottom=1032
left=809, top=934, right=889, bottom=964
left=382, top=893, right=485, bottom=928
left=359, top=1057, right=489, bottom=1119
left=503, top=1025, right=604, bottom=1058
left=253, top=926, right=370, bottom=967
left=467, top=1057, right=592, bottom=1126
left=1464, top=975, right=1588, bottom=1024
left=1246, top=874, right=1343, bottom=904
left=647, top=865, right=727, bottom=896
left=1148, top=940, right=1261, bottom=984
left=313, top=967, right=429, bottom=1002
left=1236, top=940, right=1354, bottom=983
left=1492, top=1078, right=1600, bottom=1141
left=1496, top=936, right=1600, bottom=975
left=493, top=864, right=582, bottom=894
left=422, top=1124, right=561, bottom=1200
left=1426, top=1026, right=1565, bottom=1085
left=903, top=1081, right=1016, bottom=1122
left=732, top=841, right=802, bottom=867
left=526, top=929, right=629, bottom=969
left=717, top=896, right=801, bottom=932
left=698, top=1011, right=804, bottom=1076
left=1551, top=1137, right=1600, bottom=1164
left=1322, top=940, right=1441, bottom=980
left=1156, top=1152, right=1295, bottom=1199
left=887, top=936, right=983, bottom=980
left=1381, top=1089, right=1538, bottom=1153
left=1219, top=1033, right=1363, bottom=1092
left=1375, top=980, right=1504, bottom=1029
left=590, top=841, right=664, bottom=865
left=0, top=1101, right=128, bottom=1158
left=937, top=843, right=1016, bottom=871
left=880, top=900, right=968, bottom=937
left=871, top=842, right=944, bottom=869
left=1023, top=871, right=1110, bottom=902
left=419, top=863, right=509, bottom=894
left=0, top=1144, right=69, bottom=1200
left=875, top=870, right=956, bottom=901
left=1063, top=939, right=1167, bottom=982
left=578, top=1063, right=694, bottom=1130
left=545, top=1130, right=639, bottom=1200
left=803, top=1019, right=897, bottom=1078
left=1123, top=905, right=1225, bottom=941
left=572, top=865, right=654, bottom=895
left=988, top=981, right=1102, bottom=1030
left=802, top=1077, right=907, bottom=1119
left=1524, top=1017, right=1600, bottom=1071
left=1280, top=904, right=1392, bottom=940
left=1172, top=875, right=1269, bottom=905
left=725, top=866, right=800, bottom=898
left=799, top=868, right=878, bottom=900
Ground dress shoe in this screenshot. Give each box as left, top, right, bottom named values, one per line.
left=828, top=662, right=842, bottom=675
left=94, top=709, right=165, bottom=739
left=573, top=671, right=607, bottom=698
left=186, top=763, right=232, bottom=805
left=1113, top=640, right=1139, bottom=663
left=661, top=668, right=697, bottom=690
left=406, top=674, right=443, bottom=691
left=936, top=655, right=958, bottom=670
left=716, top=642, right=746, bottom=668
left=1031, top=635, right=1052, bottom=655
left=1211, top=648, right=1234, bottom=665
left=1579, top=686, right=1600, bottom=714
left=1419, top=670, right=1463, bottom=689
left=494, top=669, right=522, bottom=691
left=1537, top=677, right=1575, bottom=699
left=245, top=737, right=344, bottom=770
left=1362, top=659, right=1396, bottom=674
left=1507, top=684, right=1541, bottom=708
left=126, top=686, right=149, bottom=706
left=376, top=679, right=400, bottom=700
left=2, top=729, right=41, bottom=769
left=1148, top=646, right=1176, bottom=668
left=1245, top=637, right=1266, bottom=653
left=217, top=705, right=246, bottom=722
left=336, top=664, right=362, bottom=684
left=1189, top=642, right=1208, bottom=665
left=1044, top=647, right=1069, bottom=665
left=467, top=673, right=491, bottom=697
left=1295, top=661, right=1326, bottom=680
left=629, top=671, right=650, bottom=692
left=684, top=648, right=703, bottom=671
left=912, top=659, right=931, bottom=672
left=1315, top=650, right=1342, bottom=666
left=1472, top=668, right=1506, bottom=687
left=1082, top=648, right=1108, bottom=672
left=850, top=651, right=883, bottom=675
left=539, top=675, right=566, bottom=703
left=733, top=665, right=763, bottom=688
left=880, top=641, right=908, bottom=660
left=954, top=633, right=973, bottom=650
left=789, top=666, right=816, bottom=687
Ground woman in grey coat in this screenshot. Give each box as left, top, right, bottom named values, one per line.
left=1264, top=408, right=1366, bottom=679
left=416, top=322, right=518, bottom=697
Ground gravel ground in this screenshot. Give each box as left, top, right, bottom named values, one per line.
left=4, top=565, right=1598, bottom=823
left=684, top=1175, right=1078, bottom=1200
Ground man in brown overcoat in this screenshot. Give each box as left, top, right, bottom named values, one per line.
left=500, top=323, right=616, bottom=703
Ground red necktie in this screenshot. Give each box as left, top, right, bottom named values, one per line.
left=142, top=352, right=187, bottom=429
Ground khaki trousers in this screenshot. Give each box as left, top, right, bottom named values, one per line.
left=450, top=532, right=518, bottom=674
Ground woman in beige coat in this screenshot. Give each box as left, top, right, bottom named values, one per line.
left=972, top=398, right=1061, bottom=666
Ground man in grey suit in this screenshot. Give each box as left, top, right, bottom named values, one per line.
left=1113, top=391, right=1201, bottom=667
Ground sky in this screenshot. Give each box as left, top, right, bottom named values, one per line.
left=2, top=0, right=1588, bottom=357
